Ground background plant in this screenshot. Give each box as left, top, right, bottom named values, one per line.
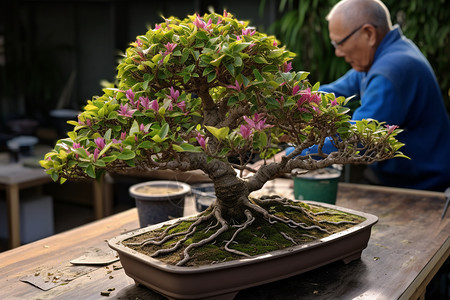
left=41, top=11, right=405, bottom=265
left=265, top=0, right=450, bottom=112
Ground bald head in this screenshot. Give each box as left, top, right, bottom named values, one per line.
left=327, top=0, right=392, bottom=34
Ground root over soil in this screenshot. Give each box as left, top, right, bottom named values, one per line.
left=124, top=195, right=365, bottom=267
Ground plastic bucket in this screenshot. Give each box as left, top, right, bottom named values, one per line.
left=293, top=168, right=341, bottom=204
left=129, top=181, right=191, bottom=227
left=191, top=183, right=216, bottom=212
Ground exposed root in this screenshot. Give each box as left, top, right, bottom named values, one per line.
left=280, top=232, right=297, bottom=245
left=224, top=209, right=255, bottom=257
left=151, top=228, right=197, bottom=257
left=319, top=220, right=358, bottom=225
left=176, top=207, right=229, bottom=266
left=300, top=234, right=318, bottom=240
left=311, top=210, right=347, bottom=216
left=245, top=200, right=330, bottom=233
left=126, top=214, right=214, bottom=247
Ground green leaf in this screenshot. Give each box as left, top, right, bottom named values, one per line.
left=86, top=165, right=96, bottom=178
left=262, top=65, right=278, bottom=73
left=234, top=56, right=243, bottom=67
left=138, top=141, right=153, bottom=149
left=152, top=134, right=167, bottom=143
left=312, top=82, right=320, bottom=91
left=227, top=96, right=239, bottom=106
left=253, top=69, right=264, bottom=82
left=102, top=155, right=117, bottom=163
left=253, top=55, right=268, bottom=64
left=50, top=171, right=59, bottom=182
left=130, top=120, right=140, bottom=135
left=117, top=149, right=135, bottom=160
left=104, top=129, right=112, bottom=140
left=205, top=126, right=229, bottom=140
left=210, top=54, right=226, bottom=67
left=173, top=143, right=203, bottom=152
left=159, top=123, right=169, bottom=139
left=207, top=72, right=217, bottom=83
left=225, top=63, right=235, bottom=76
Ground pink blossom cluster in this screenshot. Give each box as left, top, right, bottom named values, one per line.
left=239, top=113, right=273, bottom=139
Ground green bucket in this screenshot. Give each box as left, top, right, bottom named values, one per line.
left=293, top=168, right=341, bottom=204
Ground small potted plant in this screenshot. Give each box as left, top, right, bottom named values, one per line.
left=41, top=11, right=406, bottom=299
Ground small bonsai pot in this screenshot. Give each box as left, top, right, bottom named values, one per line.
left=191, top=183, right=216, bottom=212
left=129, top=181, right=191, bottom=227
left=293, top=168, right=341, bottom=204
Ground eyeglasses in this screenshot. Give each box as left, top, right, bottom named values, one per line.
left=331, top=24, right=365, bottom=48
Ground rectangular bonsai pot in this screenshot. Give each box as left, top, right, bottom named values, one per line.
left=108, top=202, right=378, bottom=300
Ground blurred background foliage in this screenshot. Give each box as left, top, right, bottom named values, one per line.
left=262, top=0, right=450, bottom=113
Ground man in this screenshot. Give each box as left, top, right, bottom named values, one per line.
left=318, top=0, right=450, bottom=191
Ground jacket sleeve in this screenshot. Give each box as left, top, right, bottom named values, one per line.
left=319, top=69, right=362, bottom=98
left=352, top=74, right=406, bottom=125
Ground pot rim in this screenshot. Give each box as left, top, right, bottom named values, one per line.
left=129, top=180, right=191, bottom=200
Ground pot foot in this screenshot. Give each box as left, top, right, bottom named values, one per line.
left=342, top=251, right=362, bottom=264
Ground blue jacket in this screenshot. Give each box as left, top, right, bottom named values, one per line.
left=318, top=25, right=450, bottom=191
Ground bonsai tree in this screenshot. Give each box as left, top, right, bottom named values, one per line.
left=41, top=11, right=405, bottom=266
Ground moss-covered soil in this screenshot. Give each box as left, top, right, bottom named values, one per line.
left=124, top=197, right=365, bottom=267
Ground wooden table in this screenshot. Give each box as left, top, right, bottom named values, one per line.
left=0, top=163, right=53, bottom=249
left=0, top=163, right=112, bottom=249
left=0, top=181, right=448, bottom=299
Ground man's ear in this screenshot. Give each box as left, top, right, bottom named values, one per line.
left=363, top=24, right=378, bottom=47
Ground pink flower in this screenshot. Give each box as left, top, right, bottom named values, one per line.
left=283, top=62, right=292, bottom=73
left=193, top=15, right=211, bottom=31
left=86, top=119, right=92, bottom=127
left=273, top=41, right=278, bottom=47
left=196, top=133, right=206, bottom=149
left=164, top=42, right=177, bottom=54
left=385, top=124, right=399, bottom=134
left=126, top=89, right=135, bottom=103
left=139, top=123, right=148, bottom=134
left=136, top=39, right=143, bottom=47
left=154, top=24, right=162, bottom=30
left=242, top=28, right=255, bottom=36
left=292, top=85, right=301, bottom=96
left=226, top=80, right=241, bottom=92
left=72, top=142, right=81, bottom=158
left=120, top=132, right=127, bottom=140
left=93, top=148, right=100, bottom=162
left=140, top=96, right=150, bottom=110
left=118, top=103, right=137, bottom=117
left=239, top=124, right=252, bottom=139
left=149, top=99, right=159, bottom=111
left=176, top=101, right=186, bottom=113
left=94, top=137, right=105, bottom=150
left=243, top=113, right=273, bottom=131
left=331, top=99, right=338, bottom=106
left=169, top=86, right=180, bottom=101
left=223, top=10, right=230, bottom=18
